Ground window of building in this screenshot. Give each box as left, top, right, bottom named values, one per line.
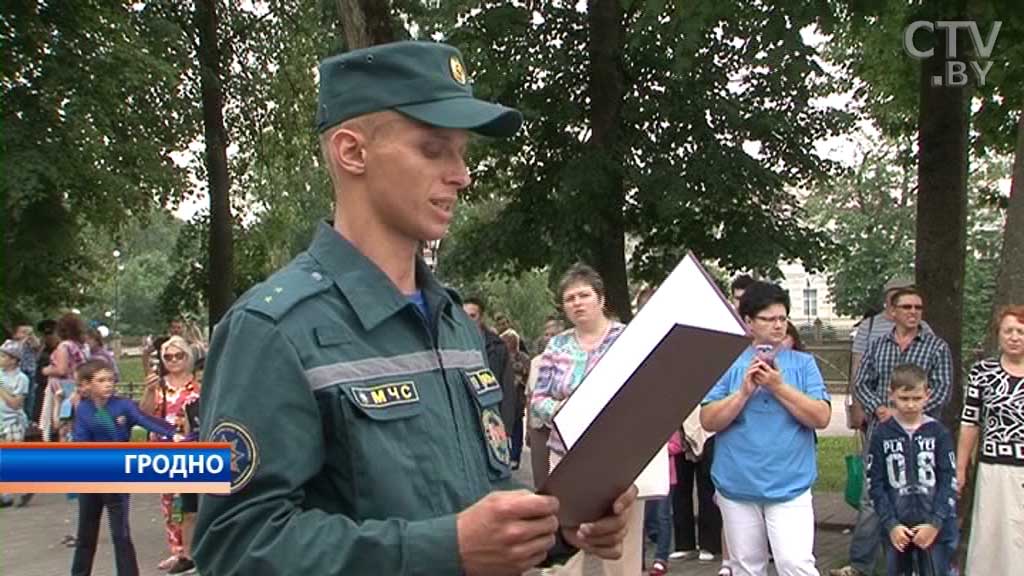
left=803, top=288, right=818, bottom=318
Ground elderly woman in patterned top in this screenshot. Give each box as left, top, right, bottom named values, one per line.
left=957, top=304, right=1024, bottom=575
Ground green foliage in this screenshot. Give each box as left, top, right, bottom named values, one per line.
left=805, top=139, right=918, bottom=317
left=805, top=140, right=1009, bottom=357
left=829, top=0, right=1023, bottom=150
left=2, top=1, right=197, bottom=323
left=448, top=268, right=556, bottom=352
left=78, top=211, right=184, bottom=336
left=420, top=0, right=848, bottom=290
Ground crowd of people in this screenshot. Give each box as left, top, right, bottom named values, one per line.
left=2, top=39, right=1022, bottom=576
left=0, top=313, right=208, bottom=575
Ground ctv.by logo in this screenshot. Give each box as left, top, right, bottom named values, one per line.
left=903, top=21, right=1002, bottom=87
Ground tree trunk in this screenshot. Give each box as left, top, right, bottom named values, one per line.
left=336, top=0, right=395, bottom=49
left=987, top=112, right=1024, bottom=344
left=915, top=27, right=969, bottom=431
left=196, top=0, right=233, bottom=328
left=586, top=0, right=631, bottom=322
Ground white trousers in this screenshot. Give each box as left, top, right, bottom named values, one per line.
left=717, top=489, right=818, bottom=576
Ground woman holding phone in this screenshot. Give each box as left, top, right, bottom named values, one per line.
left=700, top=281, right=831, bottom=576
left=141, top=335, right=200, bottom=573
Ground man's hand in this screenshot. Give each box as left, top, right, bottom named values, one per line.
left=561, top=485, right=639, bottom=560
left=912, top=524, right=939, bottom=549
left=889, top=525, right=913, bottom=552
left=458, top=490, right=559, bottom=576
left=875, top=406, right=892, bottom=422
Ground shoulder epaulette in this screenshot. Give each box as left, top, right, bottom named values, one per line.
left=244, top=266, right=331, bottom=322
left=444, top=286, right=464, bottom=306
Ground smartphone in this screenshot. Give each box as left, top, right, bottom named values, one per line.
left=754, top=344, right=777, bottom=368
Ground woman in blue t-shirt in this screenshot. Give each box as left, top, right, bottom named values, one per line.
left=700, top=281, right=831, bottom=576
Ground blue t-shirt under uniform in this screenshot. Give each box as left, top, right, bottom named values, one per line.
left=703, top=346, right=830, bottom=503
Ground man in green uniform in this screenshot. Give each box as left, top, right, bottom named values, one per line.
left=194, top=41, right=637, bottom=575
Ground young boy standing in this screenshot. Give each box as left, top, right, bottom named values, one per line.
left=867, top=364, right=958, bottom=576
left=71, top=359, right=179, bottom=576
left=1, top=339, right=31, bottom=507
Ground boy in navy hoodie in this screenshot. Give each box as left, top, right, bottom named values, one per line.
left=71, top=359, right=179, bottom=576
left=866, top=364, right=958, bottom=576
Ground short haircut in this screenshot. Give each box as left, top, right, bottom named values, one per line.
left=77, top=359, right=114, bottom=384
left=993, top=304, right=1024, bottom=335
left=731, top=274, right=755, bottom=293
left=464, top=296, right=487, bottom=314
left=558, top=263, right=606, bottom=301
left=890, top=287, right=923, bottom=307
left=890, top=363, right=928, bottom=391
left=737, top=281, right=790, bottom=320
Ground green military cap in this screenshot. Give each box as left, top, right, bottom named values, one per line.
left=316, top=41, right=522, bottom=138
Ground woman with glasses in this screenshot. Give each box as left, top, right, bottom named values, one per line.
left=700, top=281, right=831, bottom=576
left=141, top=335, right=200, bottom=574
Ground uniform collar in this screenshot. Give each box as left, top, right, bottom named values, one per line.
left=307, top=221, right=453, bottom=331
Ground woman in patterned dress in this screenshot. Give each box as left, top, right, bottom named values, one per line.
left=957, top=304, right=1024, bottom=574
left=40, top=313, right=89, bottom=442
left=141, top=335, right=200, bottom=572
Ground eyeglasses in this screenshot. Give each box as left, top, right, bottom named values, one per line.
left=895, top=304, right=924, bottom=311
left=162, top=352, right=186, bottom=362
left=753, top=315, right=788, bottom=325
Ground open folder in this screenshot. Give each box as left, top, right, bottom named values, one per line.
left=540, top=253, right=750, bottom=525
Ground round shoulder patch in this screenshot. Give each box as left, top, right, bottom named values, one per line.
left=481, top=408, right=511, bottom=466
left=210, top=421, right=259, bottom=494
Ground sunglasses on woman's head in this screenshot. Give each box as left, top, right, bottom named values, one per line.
left=163, top=352, right=186, bottom=362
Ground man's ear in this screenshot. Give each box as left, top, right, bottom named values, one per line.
left=330, top=128, right=367, bottom=175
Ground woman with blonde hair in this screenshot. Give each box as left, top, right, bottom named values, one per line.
left=142, top=335, right=200, bottom=573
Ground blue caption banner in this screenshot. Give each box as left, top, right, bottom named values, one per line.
left=0, top=445, right=232, bottom=483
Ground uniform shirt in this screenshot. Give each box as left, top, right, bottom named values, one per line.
left=73, top=396, right=176, bottom=442
left=194, top=222, right=518, bottom=576
left=866, top=416, right=957, bottom=532
left=854, top=329, right=952, bottom=421
left=962, top=358, right=1024, bottom=467
left=703, top=347, right=830, bottom=503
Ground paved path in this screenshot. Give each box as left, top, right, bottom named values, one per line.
left=3, top=446, right=859, bottom=576
left=2, top=491, right=856, bottom=576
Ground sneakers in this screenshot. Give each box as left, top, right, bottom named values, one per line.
left=649, top=560, right=668, bottom=575
left=167, top=557, right=196, bottom=575
left=699, top=550, right=715, bottom=562
left=158, top=555, right=180, bottom=571
left=669, top=549, right=698, bottom=560
left=717, top=567, right=733, bottom=576
left=829, top=566, right=867, bottom=576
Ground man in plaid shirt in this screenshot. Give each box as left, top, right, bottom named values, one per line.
left=832, top=286, right=953, bottom=576
left=854, top=287, right=952, bottom=425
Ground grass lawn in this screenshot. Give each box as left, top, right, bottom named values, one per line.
left=815, top=435, right=861, bottom=493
